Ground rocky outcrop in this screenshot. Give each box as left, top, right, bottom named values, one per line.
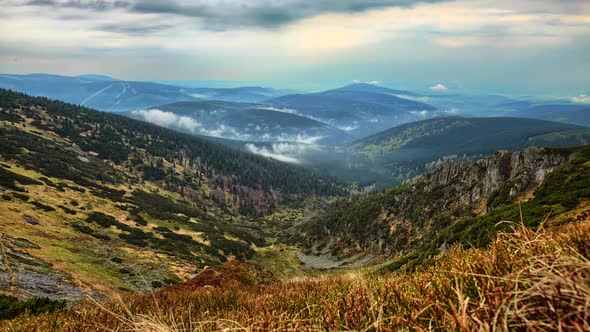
left=0, top=234, right=89, bottom=301
left=421, top=147, right=567, bottom=210
left=300, top=147, right=570, bottom=257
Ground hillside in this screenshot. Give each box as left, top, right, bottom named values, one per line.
left=4, top=221, right=588, bottom=331
left=0, top=74, right=202, bottom=112
left=509, top=104, right=590, bottom=126
left=292, top=144, right=590, bottom=269
left=0, top=74, right=290, bottom=112
left=348, top=116, right=590, bottom=184
left=331, top=82, right=419, bottom=96
left=130, top=101, right=352, bottom=145
left=188, top=86, right=288, bottom=103
left=0, top=89, right=345, bottom=299
left=266, top=85, right=438, bottom=137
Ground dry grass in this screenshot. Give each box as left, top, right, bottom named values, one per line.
left=2, top=221, right=589, bottom=331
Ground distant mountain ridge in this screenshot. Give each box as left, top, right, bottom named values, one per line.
left=0, top=73, right=291, bottom=112
left=129, top=100, right=353, bottom=145
left=266, top=83, right=439, bottom=137
left=347, top=116, right=590, bottom=185
left=352, top=116, right=590, bottom=158
left=508, top=104, right=590, bottom=126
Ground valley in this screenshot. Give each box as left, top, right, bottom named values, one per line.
left=2, top=0, right=589, bottom=329
left=0, top=84, right=589, bottom=330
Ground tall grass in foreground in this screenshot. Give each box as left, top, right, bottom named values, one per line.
left=2, top=221, right=589, bottom=331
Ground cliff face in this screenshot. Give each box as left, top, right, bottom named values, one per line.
left=421, top=147, right=567, bottom=210
left=299, top=147, right=569, bottom=257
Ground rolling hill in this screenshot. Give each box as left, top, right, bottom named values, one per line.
left=508, top=104, right=590, bottom=126
left=188, top=86, right=289, bottom=103
left=0, top=89, right=345, bottom=299
left=0, top=73, right=199, bottom=112
left=0, top=74, right=291, bottom=112
left=129, top=101, right=353, bottom=145
left=347, top=116, right=590, bottom=185
left=266, top=83, right=439, bottom=137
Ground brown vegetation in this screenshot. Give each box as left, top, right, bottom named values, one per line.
left=2, top=220, right=588, bottom=331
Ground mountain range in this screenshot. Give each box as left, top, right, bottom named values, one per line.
left=266, top=83, right=440, bottom=137
left=2, top=73, right=589, bottom=187
left=1, top=88, right=589, bottom=330
left=128, top=100, right=352, bottom=145
left=0, top=74, right=290, bottom=112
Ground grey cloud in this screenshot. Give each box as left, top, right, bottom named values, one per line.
left=24, top=0, right=130, bottom=10
left=128, top=0, right=451, bottom=29
left=96, top=22, right=174, bottom=34
left=21, top=0, right=450, bottom=29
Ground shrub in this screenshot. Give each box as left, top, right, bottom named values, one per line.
left=110, top=257, right=123, bottom=264
left=0, top=295, right=65, bottom=320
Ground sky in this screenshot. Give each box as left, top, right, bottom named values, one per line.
left=1, top=0, right=589, bottom=93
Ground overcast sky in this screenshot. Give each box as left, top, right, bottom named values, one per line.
left=1, top=0, right=589, bottom=93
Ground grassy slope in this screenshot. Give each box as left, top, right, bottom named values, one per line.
left=2, top=220, right=588, bottom=331
left=0, top=159, right=262, bottom=297
left=299, top=144, right=588, bottom=259
left=0, top=89, right=344, bottom=298
left=388, top=145, right=590, bottom=270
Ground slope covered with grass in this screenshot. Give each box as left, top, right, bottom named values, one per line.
left=2, top=221, right=588, bottom=331
left=0, top=89, right=345, bottom=299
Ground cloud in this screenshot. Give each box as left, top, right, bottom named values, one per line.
left=571, top=94, right=590, bottom=103
left=393, top=94, right=430, bottom=102
left=258, top=106, right=299, bottom=114
left=336, top=125, right=359, bottom=132
left=410, top=110, right=430, bottom=117
left=430, top=83, right=448, bottom=91
left=278, top=133, right=324, bottom=144
left=96, top=22, right=174, bottom=35
left=245, top=142, right=322, bottom=164
left=271, top=142, right=320, bottom=155
left=133, top=109, right=201, bottom=131
left=20, top=0, right=450, bottom=30
left=3, top=0, right=590, bottom=92
left=352, top=79, right=381, bottom=84
left=133, top=108, right=326, bottom=144
left=444, top=108, right=460, bottom=115
left=245, top=144, right=301, bottom=163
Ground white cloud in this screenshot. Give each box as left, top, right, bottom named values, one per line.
left=134, top=109, right=327, bottom=144
left=277, top=133, right=324, bottom=144
left=258, top=106, right=299, bottom=114
left=352, top=80, right=381, bottom=84
left=393, top=94, right=430, bottom=102
left=245, top=142, right=321, bottom=164
left=430, top=83, right=448, bottom=91
left=189, top=93, right=210, bottom=99
left=337, top=125, right=359, bottom=132
left=272, top=142, right=320, bottom=155
left=133, top=109, right=201, bottom=131
left=245, top=144, right=301, bottom=163
left=410, top=110, right=430, bottom=117
left=444, top=108, right=460, bottom=115
left=571, top=94, right=590, bottom=103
